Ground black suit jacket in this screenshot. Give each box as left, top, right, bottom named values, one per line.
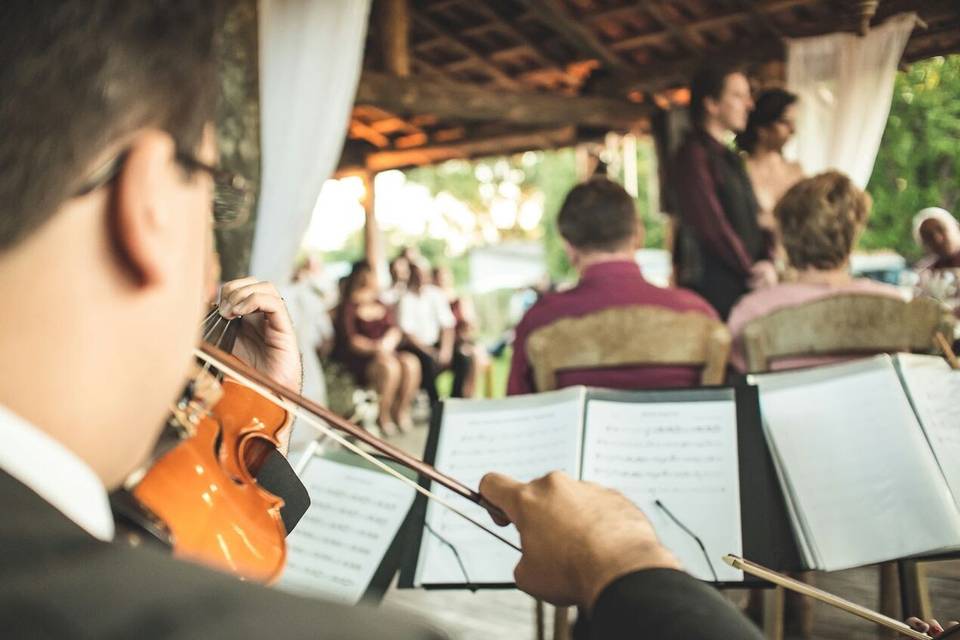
left=1, top=470, right=761, bottom=639
left=578, top=570, right=765, bottom=640
left=0, top=470, right=446, bottom=640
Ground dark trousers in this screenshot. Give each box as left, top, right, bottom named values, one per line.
left=403, top=342, right=474, bottom=405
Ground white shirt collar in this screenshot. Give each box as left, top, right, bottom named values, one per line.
left=0, top=404, right=114, bottom=541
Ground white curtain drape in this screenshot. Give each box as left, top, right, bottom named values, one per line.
left=251, top=0, right=371, bottom=283
left=786, top=13, right=915, bottom=188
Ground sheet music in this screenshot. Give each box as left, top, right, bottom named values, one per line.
left=895, top=354, right=960, bottom=509
left=581, top=397, right=743, bottom=581
left=753, top=357, right=960, bottom=571
left=277, top=455, right=416, bottom=604
left=414, top=388, right=586, bottom=585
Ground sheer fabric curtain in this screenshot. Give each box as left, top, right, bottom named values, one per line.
left=251, top=0, right=371, bottom=282
left=786, top=13, right=915, bottom=188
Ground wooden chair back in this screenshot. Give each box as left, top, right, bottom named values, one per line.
left=525, top=305, right=731, bottom=391
left=742, top=294, right=956, bottom=373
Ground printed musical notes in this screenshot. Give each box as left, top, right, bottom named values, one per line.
left=414, top=389, right=584, bottom=585
left=278, top=455, right=416, bottom=604
left=582, top=398, right=742, bottom=581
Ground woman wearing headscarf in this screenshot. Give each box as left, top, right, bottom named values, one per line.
left=913, top=207, right=960, bottom=270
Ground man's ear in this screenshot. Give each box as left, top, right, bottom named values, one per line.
left=111, top=131, right=177, bottom=286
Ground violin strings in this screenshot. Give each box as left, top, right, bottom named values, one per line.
left=199, top=307, right=220, bottom=330
left=193, top=348, right=522, bottom=554
left=199, top=319, right=232, bottom=380
left=201, top=316, right=224, bottom=343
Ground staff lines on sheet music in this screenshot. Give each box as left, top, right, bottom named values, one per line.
left=455, top=426, right=564, bottom=440
left=450, top=410, right=571, bottom=428
left=595, top=423, right=724, bottom=435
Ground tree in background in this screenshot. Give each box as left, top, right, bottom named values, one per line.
left=865, top=55, right=960, bottom=261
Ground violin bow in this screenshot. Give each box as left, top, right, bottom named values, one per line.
left=195, top=342, right=519, bottom=552
left=723, top=555, right=932, bottom=639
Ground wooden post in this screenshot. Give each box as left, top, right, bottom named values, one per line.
left=361, top=170, right=387, bottom=289
left=378, top=0, right=410, bottom=77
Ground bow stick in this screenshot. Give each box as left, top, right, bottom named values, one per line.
left=195, top=342, right=514, bottom=540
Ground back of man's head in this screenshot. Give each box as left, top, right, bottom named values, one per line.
left=557, top=178, right=640, bottom=253
left=0, top=1, right=221, bottom=252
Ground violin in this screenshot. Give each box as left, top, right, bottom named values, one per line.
left=124, top=341, right=513, bottom=584
left=132, top=373, right=290, bottom=582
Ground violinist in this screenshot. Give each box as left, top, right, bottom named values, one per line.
left=0, top=3, right=763, bottom=639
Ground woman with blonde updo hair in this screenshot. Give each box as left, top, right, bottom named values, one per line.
left=726, top=171, right=906, bottom=372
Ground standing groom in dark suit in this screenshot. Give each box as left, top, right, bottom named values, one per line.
left=0, top=2, right=764, bottom=638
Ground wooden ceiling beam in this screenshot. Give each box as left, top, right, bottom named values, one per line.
left=410, top=9, right=524, bottom=90
left=643, top=2, right=704, bottom=55
left=516, top=0, right=630, bottom=72
left=355, top=71, right=652, bottom=129
left=730, top=0, right=786, bottom=40
left=363, top=126, right=577, bottom=172
left=610, top=0, right=817, bottom=52
left=411, top=56, right=461, bottom=86
left=472, top=3, right=575, bottom=82
left=377, top=0, right=411, bottom=77
left=348, top=120, right=390, bottom=148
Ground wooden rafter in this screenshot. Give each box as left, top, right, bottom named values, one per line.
left=610, top=0, right=818, bottom=52
left=349, top=120, right=390, bottom=148
left=355, top=71, right=652, bottom=129
left=377, top=0, right=411, bottom=77
left=643, top=2, right=703, bottom=55
left=410, top=8, right=524, bottom=90
left=411, top=57, right=459, bottom=85
left=472, top=3, right=576, bottom=83
left=729, top=0, right=786, bottom=40
left=363, top=126, right=577, bottom=172
left=517, top=0, right=630, bottom=72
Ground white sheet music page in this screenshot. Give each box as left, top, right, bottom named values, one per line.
left=753, top=356, right=960, bottom=571
left=277, top=455, right=416, bottom=604
left=581, top=396, right=743, bottom=581
left=413, top=387, right=586, bottom=586
left=895, top=354, right=960, bottom=508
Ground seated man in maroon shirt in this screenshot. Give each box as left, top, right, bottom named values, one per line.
left=507, top=178, right=718, bottom=395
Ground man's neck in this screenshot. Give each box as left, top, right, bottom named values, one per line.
left=577, top=251, right=636, bottom=273
left=702, top=119, right=731, bottom=145
left=793, top=266, right=853, bottom=286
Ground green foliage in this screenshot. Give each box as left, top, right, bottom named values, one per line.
left=403, top=138, right=666, bottom=283
left=865, top=55, right=960, bottom=260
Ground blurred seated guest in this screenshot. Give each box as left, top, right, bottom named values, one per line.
left=280, top=257, right=335, bottom=453
left=332, top=261, right=420, bottom=435
left=728, top=171, right=906, bottom=372
left=508, top=178, right=718, bottom=395
left=397, top=260, right=456, bottom=406
left=737, top=89, right=804, bottom=267
left=434, top=265, right=488, bottom=398
left=914, top=207, right=960, bottom=270
left=382, top=254, right=411, bottom=306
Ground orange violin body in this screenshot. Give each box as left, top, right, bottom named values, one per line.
left=133, top=379, right=289, bottom=583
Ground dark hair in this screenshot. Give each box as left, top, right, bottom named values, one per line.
left=344, top=260, right=373, bottom=299
left=736, top=89, right=798, bottom=154
left=689, top=64, right=742, bottom=126
left=776, top=171, right=871, bottom=271
left=0, top=1, right=221, bottom=251
left=557, top=178, right=639, bottom=252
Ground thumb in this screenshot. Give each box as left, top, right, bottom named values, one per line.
left=479, top=472, right=524, bottom=527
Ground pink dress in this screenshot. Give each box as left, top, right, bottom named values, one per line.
left=727, top=279, right=907, bottom=372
